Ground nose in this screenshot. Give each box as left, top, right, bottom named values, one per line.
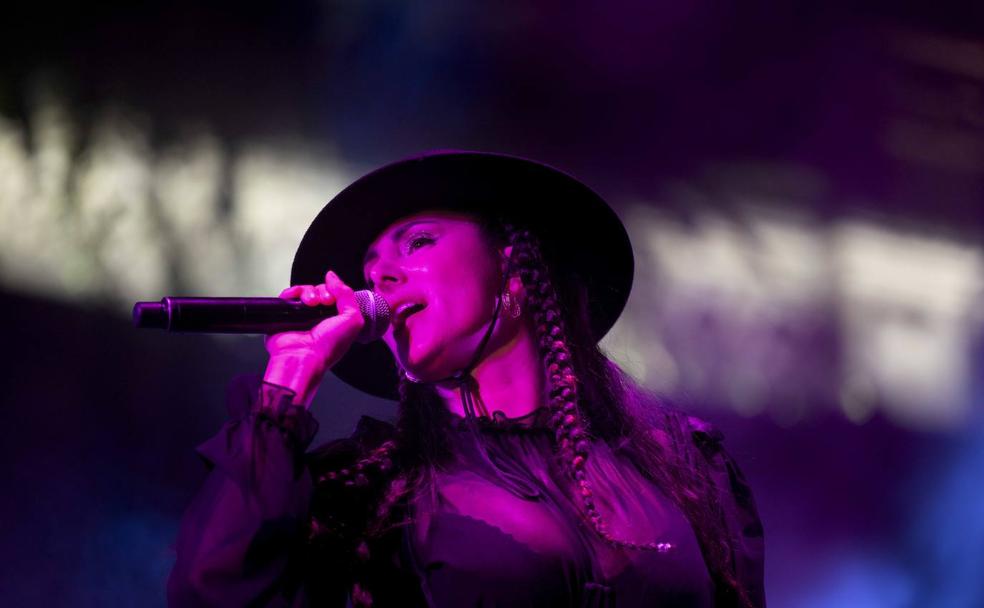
left=368, top=258, right=405, bottom=293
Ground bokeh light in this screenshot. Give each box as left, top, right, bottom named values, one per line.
left=2, top=2, right=983, bottom=605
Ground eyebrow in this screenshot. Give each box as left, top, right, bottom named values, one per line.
left=362, top=220, right=439, bottom=270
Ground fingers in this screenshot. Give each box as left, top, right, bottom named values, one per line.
left=279, top=285, right=304, bottom=299
left=279, top=280, right=338, bottom=307
left=300, top=287, right=320, bottom=305
left=266, top=270, right=362, bottom=365
left=325, top=271, right=358, bottom=314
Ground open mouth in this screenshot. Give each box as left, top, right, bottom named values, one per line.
left=394, top=302, right=426, bottom=327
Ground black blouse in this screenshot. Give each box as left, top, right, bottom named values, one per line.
left=167, top=375, right=765, bottom=607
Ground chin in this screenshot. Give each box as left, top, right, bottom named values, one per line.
left=401, top=354, right=448, bottom=383
left=401, top=341, right=463, bottom=383
left=393, top=326, right=472, bottom=383
left=404, top=367, right=447, bottom=384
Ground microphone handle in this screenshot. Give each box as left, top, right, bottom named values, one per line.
left=133, top=297, right=337, bottom=333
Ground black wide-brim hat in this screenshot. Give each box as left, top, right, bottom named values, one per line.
left=291, top=150, right=634, bottom=401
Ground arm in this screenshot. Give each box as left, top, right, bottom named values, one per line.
left=167, top=375, right=344, bottom=607
left=687, top=416, right=767, bottom=608
left=168, top=271, right=364, bottom=606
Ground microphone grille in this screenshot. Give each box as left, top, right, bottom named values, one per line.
left=354, top=290, right=391, bottom=343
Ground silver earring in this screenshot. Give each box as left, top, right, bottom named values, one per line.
left=502, top=292, right=522, bottom=319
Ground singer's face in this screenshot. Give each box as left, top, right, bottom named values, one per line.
left=363, top=212, right=517, bottom=382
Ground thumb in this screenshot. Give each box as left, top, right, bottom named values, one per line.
left=325, top=270, right=360, bottom=318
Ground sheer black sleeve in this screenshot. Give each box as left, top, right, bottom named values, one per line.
left=167, top=374, right=346, bottom=607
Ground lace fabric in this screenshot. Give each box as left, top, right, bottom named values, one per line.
left=408, top=417, right=716, bottom=607
left=171, top=374, right=764, bottom=607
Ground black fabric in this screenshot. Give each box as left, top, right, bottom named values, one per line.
left=406, top=423, right=716, bottom=607
left=168, top=375, right=765, bottom=607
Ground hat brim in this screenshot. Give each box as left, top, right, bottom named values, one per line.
left=290, top=151, right=633, bottom=401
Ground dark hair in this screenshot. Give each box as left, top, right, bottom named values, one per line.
left=308, top=218, right=753, bottom=607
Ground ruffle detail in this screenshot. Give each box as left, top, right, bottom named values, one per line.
left=203, top=374, right=320, bottom=479
left=220, top=373, right=321, bottom=450
left=254, top=381, right=320, bottom=449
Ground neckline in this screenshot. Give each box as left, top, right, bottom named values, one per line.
left=450, top=406, right=552, bottom=433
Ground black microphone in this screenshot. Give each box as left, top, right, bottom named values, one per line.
left=132, top=291, right=391, bottom=343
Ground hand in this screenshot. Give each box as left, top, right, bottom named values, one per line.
left=262, top=270, right=365, bottom=407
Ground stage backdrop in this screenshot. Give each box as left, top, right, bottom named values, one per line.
left=2, top=2, right=982, bottom=606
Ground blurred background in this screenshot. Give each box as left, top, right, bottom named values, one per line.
left=2, top=1, right=982, bottom=606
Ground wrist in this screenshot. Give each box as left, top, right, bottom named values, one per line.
left=263, top=354, right=324, bottom=407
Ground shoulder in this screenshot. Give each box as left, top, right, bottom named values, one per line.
left=682, top=413, right=729, bottom=461
left=632, top=407, right=765, bottom=572
left=635, top=405, right=725, bottom=460
left=669, top=411, right=766, bottom=606
left=649, top=409, right=757, bottom=514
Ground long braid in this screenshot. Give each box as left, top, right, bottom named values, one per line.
left=506, top=224, right=754, bottom=607
left=506, top=225, right=669, bottom=549
left=308, top=441, right=397, bottom=608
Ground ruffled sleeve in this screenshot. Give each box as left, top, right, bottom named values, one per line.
left=687, top=416, right=767, bottom=608
left=167, top=373, right=340, bottom=607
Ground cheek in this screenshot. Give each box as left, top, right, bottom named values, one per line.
left=429, top=261, right=496, bottom=330
left=382, top=234, right=501, bottom=373
left=400, top=266, right=497, bottom=364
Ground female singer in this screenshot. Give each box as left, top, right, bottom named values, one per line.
left=168, top=151, right=765, bottom=607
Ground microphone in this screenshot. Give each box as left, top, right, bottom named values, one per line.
left=132, top=291, right=391, bottom=343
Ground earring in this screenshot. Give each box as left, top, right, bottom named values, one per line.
left=501, top=291, right=522, bottom=320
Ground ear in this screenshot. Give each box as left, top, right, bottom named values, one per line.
left=498, top=244, right=525, bottom=302
left=508, top=274, right=526, bottom=305
left=497, top=244, right=514, bottom=276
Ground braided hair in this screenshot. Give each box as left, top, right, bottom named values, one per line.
left=307, top=219, right=755, bottom=608
left=505, top=224, right=752, bottom=606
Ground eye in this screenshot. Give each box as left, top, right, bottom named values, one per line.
left=405, top=232, right=435, bottom=253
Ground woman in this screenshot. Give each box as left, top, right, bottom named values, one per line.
left=168, top=151, right=765, bottom=607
